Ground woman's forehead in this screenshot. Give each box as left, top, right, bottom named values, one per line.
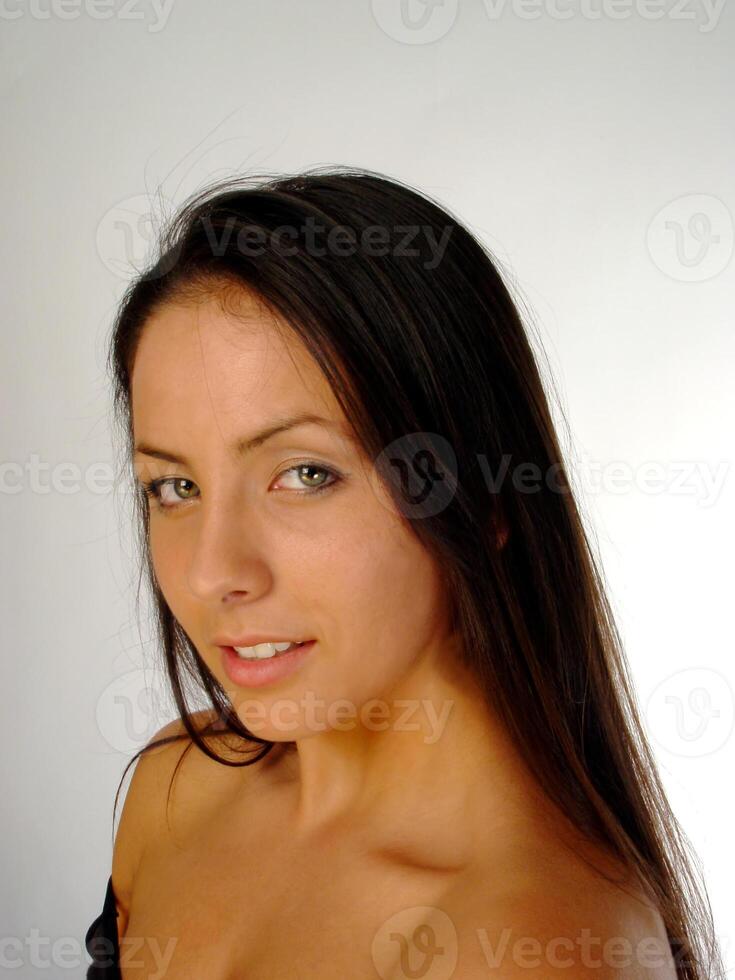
left=131, top=298, right=345, bottom=435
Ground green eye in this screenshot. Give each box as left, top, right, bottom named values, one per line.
left=137, top=463, right=342, bottom=513
left=139, top=477, right=199, bottom=510
left=276, top=463, right=339, bottom=493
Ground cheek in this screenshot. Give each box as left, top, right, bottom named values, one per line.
left=146, top=526, right=192, bottom=604
left=369, top=539, right=447, bottom=653
left=303, top=516, right=447, bottom=669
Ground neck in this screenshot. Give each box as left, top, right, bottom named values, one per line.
left=264, top=640, right=550, bottom=868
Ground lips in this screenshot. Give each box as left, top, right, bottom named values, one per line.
left=213, top=634, right=310, bottom=648
left=220, top=640, right=316, bottom=688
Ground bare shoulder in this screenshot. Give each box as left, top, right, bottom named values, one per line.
left=435, top=847, right=677, bottom=979
left=109, top=708, right=223, bottom=930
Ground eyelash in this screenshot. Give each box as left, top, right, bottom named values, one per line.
left=137, top=462, right=341, bottom=513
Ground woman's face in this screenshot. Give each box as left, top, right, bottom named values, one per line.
left=130, top=289, right=454, bottom=742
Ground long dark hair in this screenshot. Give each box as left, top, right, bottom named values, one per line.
left=105, top=165, right=723, bottom=979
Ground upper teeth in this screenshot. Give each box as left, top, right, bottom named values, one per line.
left=234, top=641, right=302, bottom=660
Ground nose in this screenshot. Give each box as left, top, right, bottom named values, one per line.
left=184, top=493, right=273, bottom=604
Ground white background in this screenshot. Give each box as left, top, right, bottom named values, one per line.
left=2, top=0, right=733, bottom=974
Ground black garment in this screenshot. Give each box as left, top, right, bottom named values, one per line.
left=85, top=876, right=121, bottom=978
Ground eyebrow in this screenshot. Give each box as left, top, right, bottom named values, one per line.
left=133, top=413, right=351, bottom=466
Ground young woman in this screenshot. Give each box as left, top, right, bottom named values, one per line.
left=85, top=167, right=724, bottom=979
